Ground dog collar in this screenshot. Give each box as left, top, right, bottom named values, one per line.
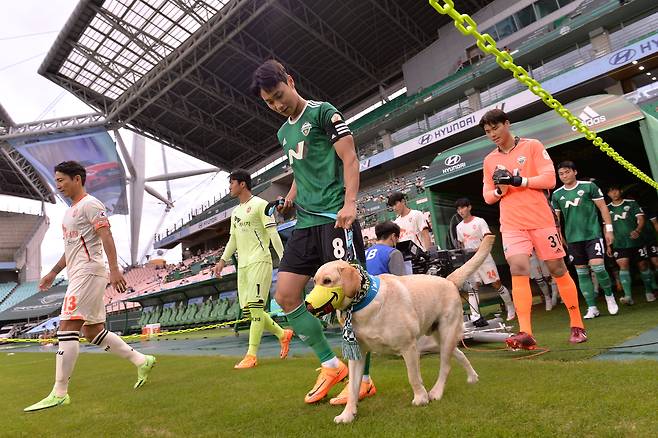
left=352, top=274, right=380, bottom=312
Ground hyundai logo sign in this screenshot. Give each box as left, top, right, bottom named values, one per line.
left=609, top=48, right=636, bottom=65
left=418, top=133, right=433, bottom=145
left=444, top=154, right=462, bottom=166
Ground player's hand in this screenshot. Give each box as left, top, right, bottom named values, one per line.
left=493, top=168, right=523, bottom=186
left=604, top=231, right=614, bottom=247
left=630, top=229, right=640, bottom=239
left=335, top=201, right=357, bottom=229
left=213, top=260, right=225, bottom=279
left=110, top=268, right=127, bottom=293
left=39, top=272, right=56, bottom=292
left=606, top=246, right=612, bottom=257
left=276, top=195, right=295, bottom=215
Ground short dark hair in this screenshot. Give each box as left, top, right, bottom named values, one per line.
left=454, top=197, right=471, bottom=208
left=54, top=161, right=86, bottom=186
left=387, top=192, right=406, bottom=207
left=229, top=169, right=251, bottom=190
left=250, top=60, right=288, bottom=96
left=607, top=184, right=622, bottom=192
left=557, top=160, right=577, bottom=171
left=479, top=109, right=509, bottom=128
left=375, top=221, right=401, bottom=240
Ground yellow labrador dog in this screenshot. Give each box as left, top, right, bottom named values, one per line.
left=314, top=235, right=494, bottom=424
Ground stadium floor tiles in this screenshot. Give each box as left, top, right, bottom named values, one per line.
left=2, top=330, right=344, bottom=358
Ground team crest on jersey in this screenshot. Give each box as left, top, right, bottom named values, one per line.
left=577, top=190, right=585, bottom=196
left=517, top=156, right=526, bottom=165
left=246, top=206, right=251, bottom=213
left=301, top=121, right=312, bottom=136
left=624, top=206, right=630, bottom=211
left=560, top=196, right=565, bottom=200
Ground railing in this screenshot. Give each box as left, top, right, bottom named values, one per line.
left=352, top=1, right=655, bottom=158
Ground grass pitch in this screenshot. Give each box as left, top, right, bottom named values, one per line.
left=2, top=295, right=658, bottom=437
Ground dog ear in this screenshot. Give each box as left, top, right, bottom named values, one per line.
left=339, top=264, right=361, bottom=298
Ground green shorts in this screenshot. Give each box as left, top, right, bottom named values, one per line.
left=237, top=262, right=273, bottom=308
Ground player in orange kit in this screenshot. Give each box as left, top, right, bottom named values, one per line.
left=481, top=109, right=586, bottom=349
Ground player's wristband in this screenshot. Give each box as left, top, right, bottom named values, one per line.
left=520, top=177, right=528, bottom=187
left=605, top=224, right=613, bottom=232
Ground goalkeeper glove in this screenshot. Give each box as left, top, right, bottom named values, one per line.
left=492, top=168, right=524, bottom=186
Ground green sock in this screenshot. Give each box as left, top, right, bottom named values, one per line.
left=650, top=271, right=658, bottom=291
left=261, top=309, right=284, bottom=339
left=591, top=264, right=613, bottom=297
left=286, top=304, right=335, bottom=363
left=246, top=306, right=265, bottom=357
left=640, top=270, right=654, bottom=294
left=619, top=270, right=632, bottom=298
left=576, top=267, right=596, bottom=307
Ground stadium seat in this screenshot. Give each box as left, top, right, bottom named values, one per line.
left=212, top=298, right=229, bottom=322
left=224, top=299, right=240, bottom=322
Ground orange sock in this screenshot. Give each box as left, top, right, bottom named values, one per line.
left=511, top=275, right=533, bottom=335
left=553, top=272, right=584, bottom=329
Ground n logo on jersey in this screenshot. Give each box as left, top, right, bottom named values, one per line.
left=288, top=140, right=305, bottom=165
left=564, top=198, right=581, bottom=208
left=613, top=212, right=627, bottom=221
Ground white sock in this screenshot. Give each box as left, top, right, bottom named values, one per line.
left=53, top=331, right=80, bottom=397
left=497, top=285, right=514, bottom=307
left=321, top=356, right=341, bottom=368
left=535, top=277, right=551, bottom=301
left=91, top=329, right=146, bottom=367
left=362, top=375, right=370, bottom=382
left=468, top=292, right=481, bottom=318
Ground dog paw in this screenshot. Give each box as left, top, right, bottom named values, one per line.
left=428, top=388, right=443, bottom=401
left=467, top=373, right=479, bottom=384
left=412, top=392, right=429, bottom=406
left=334, top=411, right=356, bottom=424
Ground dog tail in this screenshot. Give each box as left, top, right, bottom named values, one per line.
left=446, top=234, right=495, bottom=288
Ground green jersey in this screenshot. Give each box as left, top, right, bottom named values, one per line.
left=551, top=181, right=604, bottom=243
left=640, top=209, right=657, bottom=245
left=220, top=196, right=276, bottom=268
left=277, top=100, right=352, bottom=229
left=608, top=199, right=644, bottom=249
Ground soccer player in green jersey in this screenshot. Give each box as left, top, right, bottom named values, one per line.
left=552, top=161, right=618, bottom=318
left=250, top=60, right=372, bottom=404
left=638, top=209, right=658, bottom=293
left=213, top=170, right=293, bottom=369
left=606, top=185, right=655, bottom=304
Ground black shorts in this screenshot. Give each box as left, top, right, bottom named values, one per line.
left=612, top=247, right=647, bottom=261
left=278, top=221, right=366, bottom=277
left=566, top=238, right=605, bottom=265
left=645, top=241, right=658, bottom=258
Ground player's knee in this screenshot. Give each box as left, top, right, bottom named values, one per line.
left=274, top=291, right=302, bottom=312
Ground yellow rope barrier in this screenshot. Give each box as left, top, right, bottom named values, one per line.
left=1, top=317, right=251, bottom=344
left=428, top=0, right=658, bottom=190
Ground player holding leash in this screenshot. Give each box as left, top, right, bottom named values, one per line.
left=251, top=60, right=374, bottom=404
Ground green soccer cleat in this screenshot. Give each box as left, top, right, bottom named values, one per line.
left=24, top=391, right=70, bottom=412
left=134, top=355, right=156, bottom=389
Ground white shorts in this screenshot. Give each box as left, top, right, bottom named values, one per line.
left=529, top=253, right=550, bottom=279
left=468, top=254, right=500, bottom=285
left=60, top=274, right=108, bottom=325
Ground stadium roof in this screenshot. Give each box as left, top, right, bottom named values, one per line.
left=0, top=103, right=55, bottom=203
left=39, top=0, right=495, bottom=171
